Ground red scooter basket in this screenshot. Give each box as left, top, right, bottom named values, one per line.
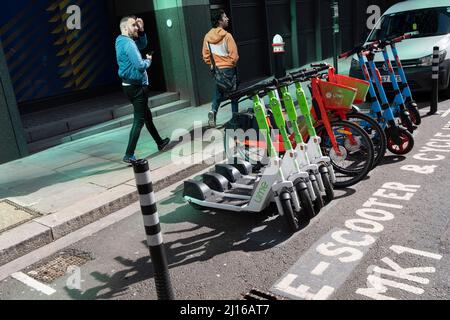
left=330, top=74, right=370, bottom=104
left=317, top=79, right=357, bottom=110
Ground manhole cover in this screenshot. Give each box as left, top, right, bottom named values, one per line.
left=0, top=200, right=42, bottom=233
left=26, top=249, right=93, bottom=284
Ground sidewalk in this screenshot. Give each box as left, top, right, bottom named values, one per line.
left=0, top=58, right=350, bottom=266
left=0, top=97, right=255, bottom=266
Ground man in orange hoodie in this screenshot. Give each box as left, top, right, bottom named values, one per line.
left=202, top=10, right=239, bottom=127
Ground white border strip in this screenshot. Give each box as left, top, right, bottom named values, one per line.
left=11, top=272, right=56, bottom=295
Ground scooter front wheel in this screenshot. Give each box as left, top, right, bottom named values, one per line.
left=386, top=127, right=415, bottom=155
left=280, top=192, right=299, bottom=232
left=297, top=187, right=315, bottom=220
left=320, top=170, right=334, bottom=204
left=311, top=179, right=323, bottom=214
left=407, top=103, right=422, bottom=126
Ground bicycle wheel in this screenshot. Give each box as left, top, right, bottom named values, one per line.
left=316, top=120, right=374, bottom=189
left=280, top=192, right=299, bottom=233
left=386, top=127, right=415, bottom=155
left=347, top=112, right=387, bottom=168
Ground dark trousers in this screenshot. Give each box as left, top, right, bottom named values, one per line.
left=211, top=68, right=239, bottom=114
left=123, top=85, right=163, bottom=157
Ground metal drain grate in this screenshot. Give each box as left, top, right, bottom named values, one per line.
left=26, top=249, right=93, bottom=284
left=242, top=288, right=283, bottom=300
left=0, top=199, right=43, bottom=233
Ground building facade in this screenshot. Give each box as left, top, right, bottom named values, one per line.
left=0, top=0, right=401, bottom=163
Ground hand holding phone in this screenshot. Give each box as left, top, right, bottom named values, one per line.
left=146, top=50, right=154, bottom=60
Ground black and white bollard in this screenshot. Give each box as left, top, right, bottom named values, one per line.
left=273, top=34, right=286, bottom=79
left=132, top=159, right=174, bottom=300
left=429, top=46, right=440, bottom=115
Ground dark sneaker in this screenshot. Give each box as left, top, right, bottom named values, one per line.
left=208, top=111, right=216, bottom=127
left=158, top=138, right=170, bottom=151
left=123, top=155, right=137, bottom=164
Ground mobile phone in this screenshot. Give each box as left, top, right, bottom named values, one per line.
left=148, top=50, right=155, bottom=56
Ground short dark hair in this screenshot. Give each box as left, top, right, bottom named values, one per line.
left=211, top=9, right=225, bottom=28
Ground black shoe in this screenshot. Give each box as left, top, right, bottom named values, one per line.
left=158, top=138, right=170, bottom=151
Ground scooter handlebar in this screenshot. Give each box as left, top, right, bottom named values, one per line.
left=392, top=33, right=411, bottom=43
left=225, top=79, right=273, bottom=101
left=340, top=41, right=382, bottom=58
left=378, top=33, right=412, bottom=48
left=310, top=62, right=331, bottom=68
left=339, top=47, right=359, bottom=59
left=290, top=67, right=323, bottom=82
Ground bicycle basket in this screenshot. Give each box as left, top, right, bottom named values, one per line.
left=318, top=79, right=357, bottom=110
left=331, top=74, right=370, bottom=104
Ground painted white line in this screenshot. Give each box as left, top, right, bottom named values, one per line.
left=311, top=261, right=330, bottom=276
left=390, top=245, right=442, bottom=260
left=441, top=109, right=450, bottom=118
left=11, top=272, right=56, bottom=296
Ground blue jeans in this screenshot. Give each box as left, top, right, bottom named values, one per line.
left=211, top=68, right=239, bottom=114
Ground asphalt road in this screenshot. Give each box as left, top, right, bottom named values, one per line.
left=1, top=99, right=449, bottom=302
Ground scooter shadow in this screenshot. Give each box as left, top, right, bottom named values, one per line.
left=158, top=195, right=311, bottom=270
left=379, top=155, right=406, bottom=166
left=332, top=187, right=356, bottom=200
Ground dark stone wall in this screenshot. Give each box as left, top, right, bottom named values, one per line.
left=0, top=40, right=28, bottom=164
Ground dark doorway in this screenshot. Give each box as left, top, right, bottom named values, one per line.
left=110, top=1, right=166, bottom=93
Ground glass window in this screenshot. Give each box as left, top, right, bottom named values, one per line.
left=368, top=7, right=450, bottom=41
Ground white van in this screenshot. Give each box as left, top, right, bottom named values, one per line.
left=349, top=0, right=450, bottom=97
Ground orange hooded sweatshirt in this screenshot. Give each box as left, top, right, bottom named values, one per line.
left=202, top=27, right=239, bottom=69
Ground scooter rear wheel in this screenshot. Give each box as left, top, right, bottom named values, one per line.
left=280, top=193, right=299, bottom=232
left=386, top=127, right=415, bottom=155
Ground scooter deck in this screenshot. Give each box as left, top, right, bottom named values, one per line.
left=197, top=194, right=250, bottom=208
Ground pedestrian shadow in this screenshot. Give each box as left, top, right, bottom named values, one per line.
left=63, top=256, right=153, bottom=300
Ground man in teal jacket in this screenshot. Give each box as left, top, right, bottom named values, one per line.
left=115, top=16, right=169, bottom=164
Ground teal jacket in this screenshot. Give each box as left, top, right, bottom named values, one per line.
left=115, top=34, right=151, bottom=86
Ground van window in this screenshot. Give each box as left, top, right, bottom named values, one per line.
left=368, top=7, right=450, bottom=41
